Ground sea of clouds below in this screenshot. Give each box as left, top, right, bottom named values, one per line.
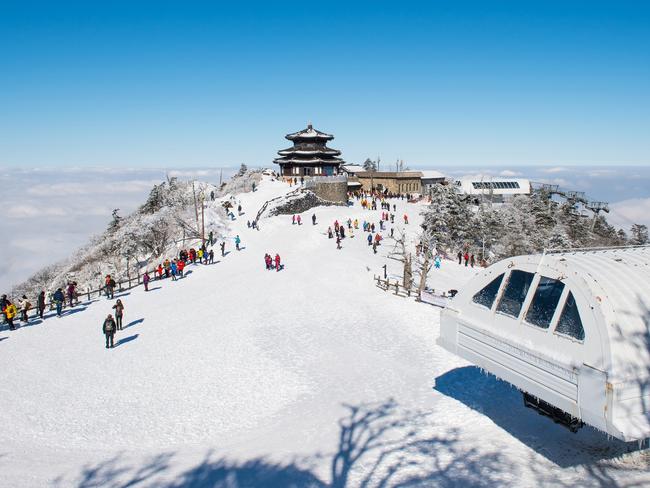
left=0, top=165, right=648, bottom=292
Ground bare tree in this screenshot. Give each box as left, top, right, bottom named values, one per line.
left=415, top=233, right=437, bottom=299
left=388, top=229, right=413, bottom=290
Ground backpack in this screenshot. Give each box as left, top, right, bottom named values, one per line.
left=104, top=319, right=115, bottom=333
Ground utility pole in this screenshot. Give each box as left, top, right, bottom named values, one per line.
left=219, top=168, right=223, bottom=187
left=192, top=181, right=199, bottom=232
left=201, top=198, right=206, bottom=247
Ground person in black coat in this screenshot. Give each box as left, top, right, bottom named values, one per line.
left=103, top=314, right=116, bottom=348
left=37, top=291, right=46, bottom=319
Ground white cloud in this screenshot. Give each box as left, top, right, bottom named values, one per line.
left=535, top=177, right=571, bottom=187
left=499, top=170, right=522, bottom=177
left=167, top=169, right=223, bottom=178
left=6, top=204, right=67, bottom=218
left=26, top=179, right=160, bottom=196
left=609, top=198, right=650, bottom=229
left=541, top=167, right=569, bottom=174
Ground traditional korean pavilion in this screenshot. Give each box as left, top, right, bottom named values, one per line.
left=274, top=124, right=345, bottom=177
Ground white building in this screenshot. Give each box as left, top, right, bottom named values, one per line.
left=341, top=164, right=364, bottom=176
left=437, top=246, right=650, bottom=440
left=456, top=177, right=531, bottom=203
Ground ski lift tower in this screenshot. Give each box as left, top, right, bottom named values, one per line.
left=586, top=201, right=610, bottom=231
left=565, top=190, right=588, bottom=215
left=533, top=183, right=561, bottom=214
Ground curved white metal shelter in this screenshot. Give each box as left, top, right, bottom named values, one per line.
left=438, top=246, right=650, bottom=440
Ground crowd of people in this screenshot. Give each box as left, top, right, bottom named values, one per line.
left=102, top=298, right=126, bottom=349
left=263, top=253, right=282, bottom=271
left=0, top=234, right=236, bottom=334
left=1, top=281, right=81, bottom=330
left=457, top=250, right=477, bottom=268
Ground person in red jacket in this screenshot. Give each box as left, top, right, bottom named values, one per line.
left=274, top=254, right=281, bottom=272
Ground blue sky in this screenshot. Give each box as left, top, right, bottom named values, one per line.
left=1, top=1, right=649, bottom=167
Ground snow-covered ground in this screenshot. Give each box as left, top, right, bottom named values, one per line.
left=1, top=175, right=649, bottom=487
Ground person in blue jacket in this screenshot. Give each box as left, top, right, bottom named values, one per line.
left=235, top=235, right=241, bottom=251
left=53, top=288, right=65, bottom=317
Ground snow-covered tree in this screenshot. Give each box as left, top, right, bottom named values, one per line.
left=238, top=163, right=248, bottom=176
left=108, top=209, right=122, bottom=233
left=362, top=158, right=376, bottom=171
left=630, top=224, right=649, bottom=245
left=421, top=184, right=473, bottom=253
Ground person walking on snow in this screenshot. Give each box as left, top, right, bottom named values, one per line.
left=53, top=288, right=65, bottom=317
left=1, top=294, right=8, bottom=325
left=19, top=295, right=30, bottom=323
left=4, top=301, right=17, bottom=330
left=103, top=314, right=116, bottom=349
left=67, top=282, right=77, bottom=307
left=178, top=259, right=185, bottom=277
left=336, top=236, right=342, bottom=249
left=275, top=254, right=281, bottom=272
left=112, top=299, right=125, bottom=330
left=105, top=275, right=115, bottom=299
left=470, top=254, right=475, bottom=267
left=220, top=241, right=226, bottom=257
left=171, top=261, right=178, bottom=281
left=264, top=254, right=272, bottom=270
left=235, top=235, right=241, bottom=251
left=312, top=214, right=316, bottom=225
left=37, top=291, right=46, bottom=319
left=292, top=215, right=296, bottom=225
left=143, top=271, right=150, bottom=291
left=209, top=249, right=214, bottom=264
left=403, top=214, right=409, bottom=224
left=457, top=251, right=462, bottom=265
left=464, top=252, right=470, bottom=266
left=297, top=215, right=301, bottom=225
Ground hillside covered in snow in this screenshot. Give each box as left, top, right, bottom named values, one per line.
left=10, top=171, right=263, bottom=301
left=1, top=173, right=649, bottom=487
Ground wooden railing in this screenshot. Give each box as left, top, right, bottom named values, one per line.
left=5, top=261, right=201, bottom=323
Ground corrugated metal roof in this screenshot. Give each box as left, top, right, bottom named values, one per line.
left=545, top=246, right=650, bottom=382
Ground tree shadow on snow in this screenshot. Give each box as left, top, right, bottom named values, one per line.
left=147, top=286, right=162, bottom=292
left=61, top=398, right=513, bottom=487
left=0, top=337, right=8, bottom=342
left=113, top=292, right=131, bottom=299
left=434, top=366, right=637, bottom=468
left=114, top=334, right=139, bottom=348
left=60, top=452, right=323, bottom=488
left=124, top=318, right=144, bottom=329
